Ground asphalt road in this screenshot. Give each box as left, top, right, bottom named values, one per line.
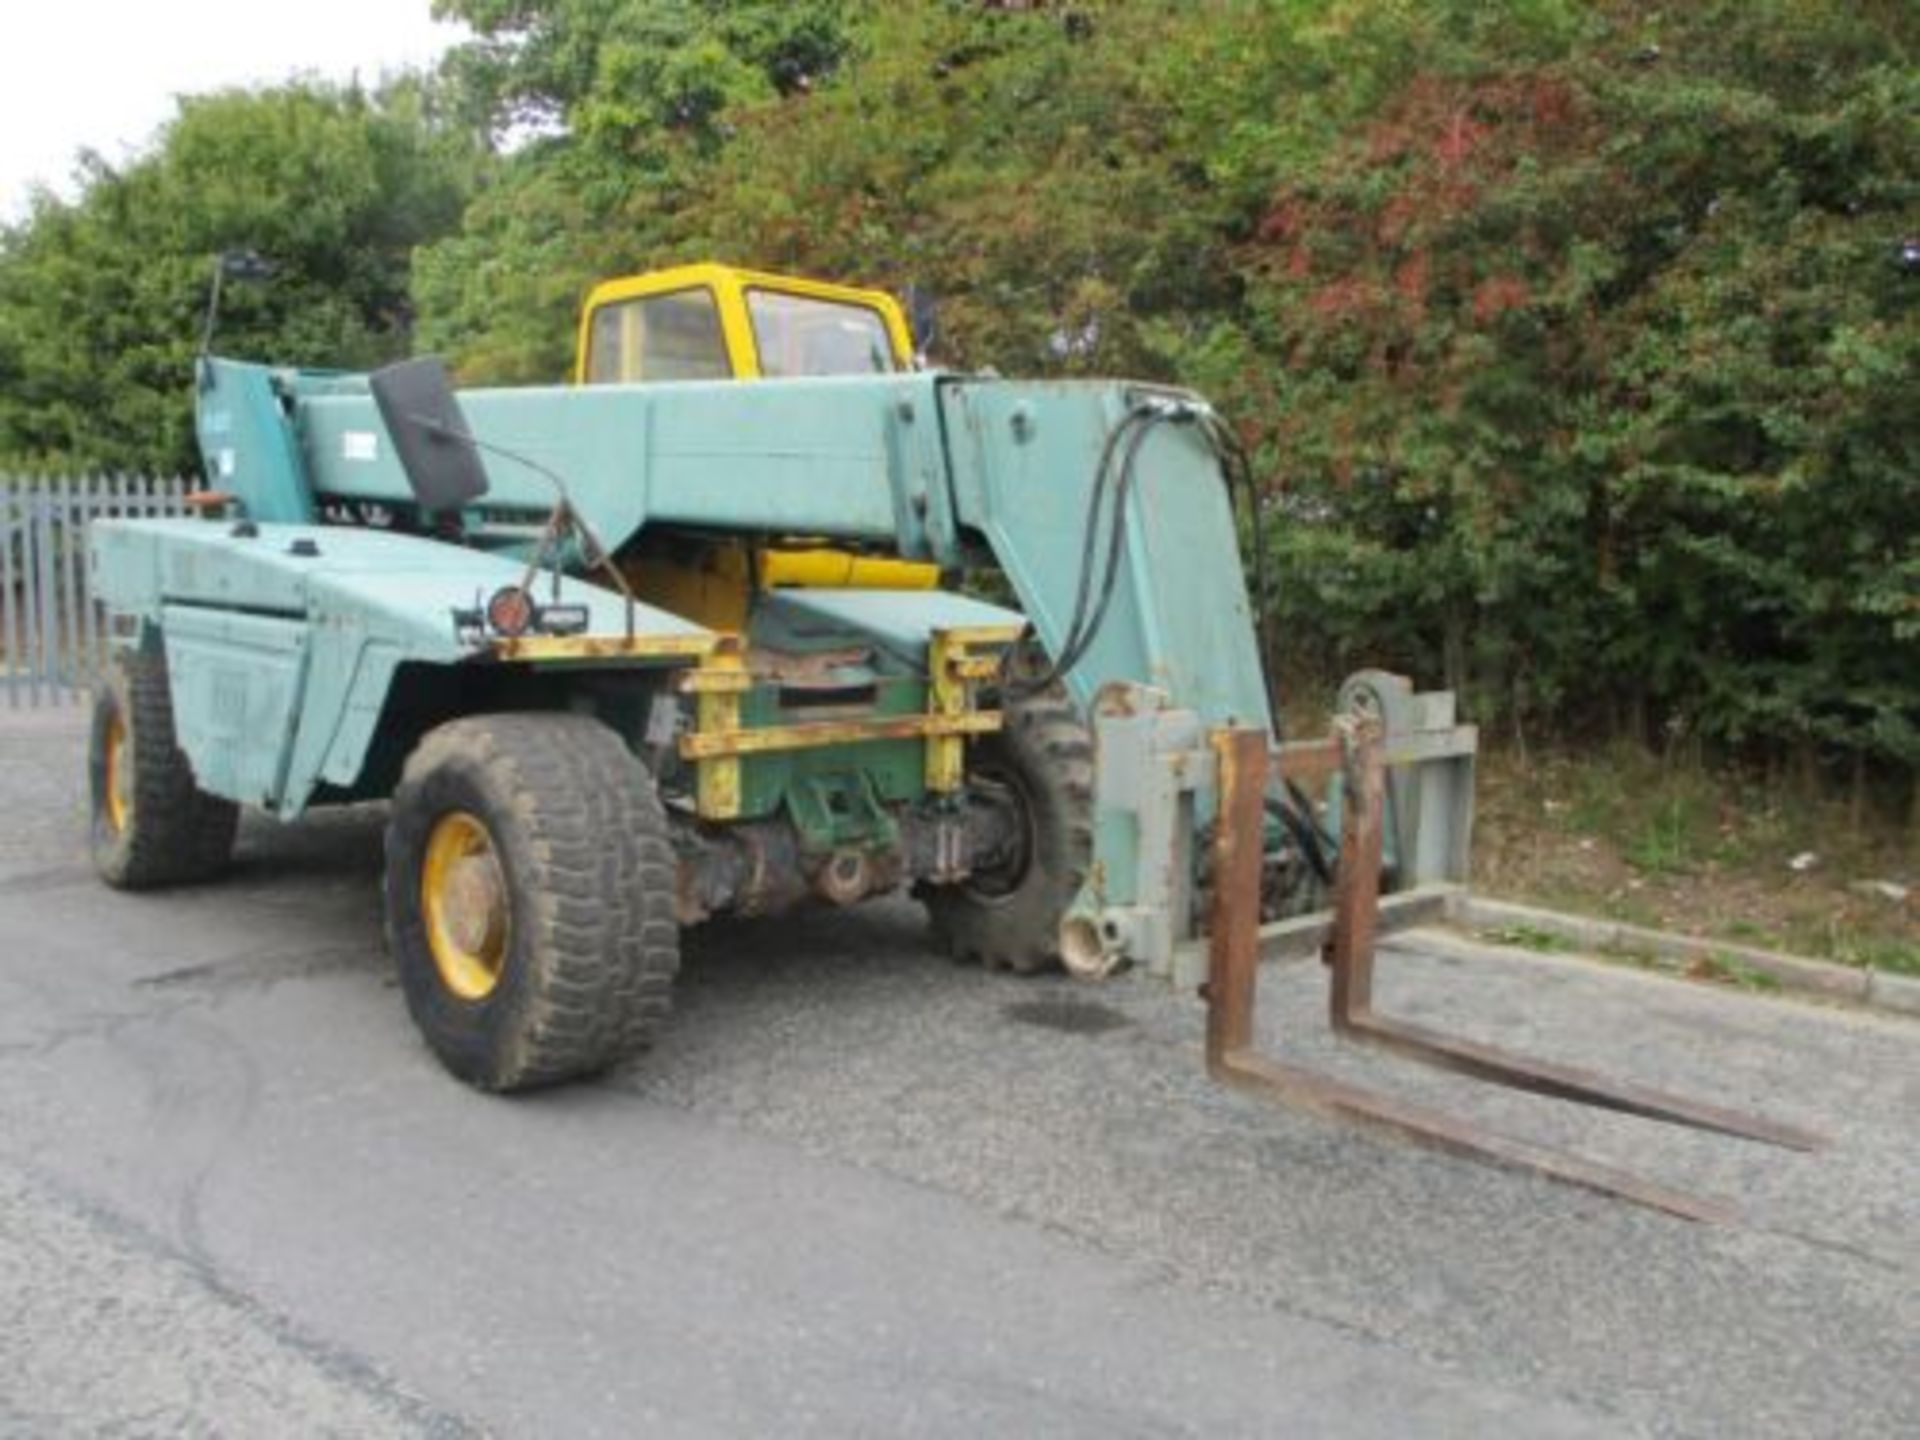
left=0, top=706, right=1914, bottom=1438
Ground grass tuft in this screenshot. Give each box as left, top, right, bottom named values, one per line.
left=1474, top=743, right=1914, bottom=972
left=1480, top=924, right=1575, bottom=954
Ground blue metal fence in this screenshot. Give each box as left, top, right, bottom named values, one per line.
left=0, top=477, right=187, bottom=708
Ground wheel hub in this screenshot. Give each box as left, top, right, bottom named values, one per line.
left=421, top=811, right=510, bottom=1000
left=103, top=714, right=132, bottom=834
left=962, top=769, right=1035, bottom=903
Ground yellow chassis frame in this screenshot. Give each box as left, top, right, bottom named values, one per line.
left=672, top=624, right=1022, bottom=820
left=495, top=617, right=1022, bottom=823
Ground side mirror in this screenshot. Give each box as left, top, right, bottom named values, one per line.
left=369, top=357, right=491, bottom=513
left=903, top=283, right=940, bottom=364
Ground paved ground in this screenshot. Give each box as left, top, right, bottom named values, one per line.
left=0, top=706, right=1913, bottom=1438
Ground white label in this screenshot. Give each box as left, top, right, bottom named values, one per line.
left=216, top=448, right=236, bottom=479
left=645, top=694, right=683, bottom=747
left=342, top=430, right=379, bottom=462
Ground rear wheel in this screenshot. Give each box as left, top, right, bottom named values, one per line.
left=89, top=649, right=239, bottom=889
left=924, top=689, right=1094, bottom=974
left=383, top=713, right=679, bottom=1092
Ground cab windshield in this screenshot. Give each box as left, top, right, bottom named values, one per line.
left=746, top=289, right=897, bottom=377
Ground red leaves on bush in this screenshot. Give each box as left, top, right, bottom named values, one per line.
left=1472, top=274, right=1532, bottom=323
left=1433, top=107, right=1488, bottom=170
left=1250, top=66, right=1596, bottom=279
left=1255, top=199, right=1305, bottom=244
left=1307, top=276, right=1380, bottom=320
left=1394, top=250, right=1432, bottom=315
left=1240, top=62, right=1600, bottom=380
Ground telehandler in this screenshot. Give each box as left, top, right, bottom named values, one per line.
left=85, top=263, right=1812, bottom=1218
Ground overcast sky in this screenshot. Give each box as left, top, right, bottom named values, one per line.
left=0, top=1, right=467, bottom=221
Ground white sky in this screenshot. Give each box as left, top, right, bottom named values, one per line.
left=0, top=1, right=467, bottom=221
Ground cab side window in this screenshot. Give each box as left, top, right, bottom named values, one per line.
left=585, top=288, right=731, bottom=383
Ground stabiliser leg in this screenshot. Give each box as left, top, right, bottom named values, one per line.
left=1204, top=725, right=1823, bottom=1225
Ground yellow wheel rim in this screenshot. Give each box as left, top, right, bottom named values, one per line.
left=420, top=810, right=511, bottom=1001
left=103, top=713, right=132, bottom=835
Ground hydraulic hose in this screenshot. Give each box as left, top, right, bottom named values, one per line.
left=1011, top=390, right=1324, bottom=895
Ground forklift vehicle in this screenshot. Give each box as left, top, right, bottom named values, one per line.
left=85, top=263, right=1814, bottom=1219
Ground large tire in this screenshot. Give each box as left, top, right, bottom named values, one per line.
left=383, top=713, right=679, bottom=1092
left=89, top=649, right=239, bottom=890
left=924, top=689, right=1094, bottom=973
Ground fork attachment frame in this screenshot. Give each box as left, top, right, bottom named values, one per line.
left=1204, top=723, right=1822, bottom=1225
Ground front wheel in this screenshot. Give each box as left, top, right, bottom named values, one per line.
left=923, top=689, right=1094, bottom=974
left=383, top=713, right=680, bottom=1092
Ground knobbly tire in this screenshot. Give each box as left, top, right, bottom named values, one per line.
left=383, top=713, right=680, bottom=1092
left=89, top=649, right=239, bottom=889
left=924, top=689, right=1094, bottom=974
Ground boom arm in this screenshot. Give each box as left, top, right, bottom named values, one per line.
left=199, top=358, right=1273, bottom=735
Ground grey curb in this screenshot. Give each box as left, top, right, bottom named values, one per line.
left=1866, top=970, right=1920, bottom=1017
left=1448, top=893, right=1913, bottom=1016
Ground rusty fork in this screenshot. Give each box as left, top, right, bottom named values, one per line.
left=1204, top=723, right=1823, bottom=1224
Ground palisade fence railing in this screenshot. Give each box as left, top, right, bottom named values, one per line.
left=0, top=476, right=189, bottom=709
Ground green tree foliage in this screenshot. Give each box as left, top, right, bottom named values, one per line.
left=1, top=2, right=1912, bottom=785
left=0, top=80, right=479, bottom=473
left=437, top=0, right=860, bottom=140
left=1216, top=1, right=1919, bottom=776
left=675, top=3, right=1231, bottom=376
left=420, top=0, right=1911, bottom=778
left=414, top=0, right=864, bottom=378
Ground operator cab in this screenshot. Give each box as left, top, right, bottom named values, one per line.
left=573, top=264, right=936, bottom=633
left=577, top=263, right=914, bottom=385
